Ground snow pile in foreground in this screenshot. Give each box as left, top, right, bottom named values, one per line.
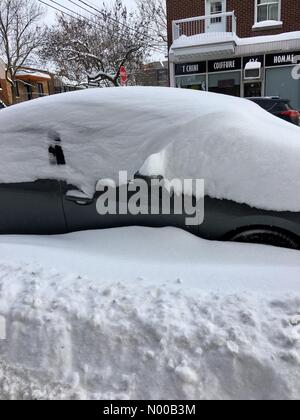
left=1, top=87, right=300, bottom=212
left=0, top=227, right=300, bottom=400
left=0, top=264, right=300, bottom=400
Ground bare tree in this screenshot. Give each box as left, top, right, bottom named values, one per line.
left=0, top=0, right=45, bottom=103
left=136, top=0, right=167, bottom=49
left=41, top=0, right=152, bottom=87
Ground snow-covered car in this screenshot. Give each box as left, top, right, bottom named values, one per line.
left=0, top=87, right=300, bottom=249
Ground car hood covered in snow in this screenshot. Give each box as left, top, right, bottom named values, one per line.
left=0, top=87, right=300, bottom=212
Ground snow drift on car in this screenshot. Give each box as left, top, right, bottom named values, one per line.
left=0, top=87, right=300, bottom=212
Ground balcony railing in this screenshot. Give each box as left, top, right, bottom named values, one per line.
left=172, top=11, right=237, bottom=42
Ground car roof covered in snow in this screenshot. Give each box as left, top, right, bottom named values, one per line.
left=0, top=86, right=300, bottom=212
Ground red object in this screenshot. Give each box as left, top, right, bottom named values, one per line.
left=120, top=66, right=127, bottom=86
left=279, top=110, right=300, bottom=124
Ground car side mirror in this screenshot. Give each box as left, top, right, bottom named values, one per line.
left=49, top=145, right=66, bottom=165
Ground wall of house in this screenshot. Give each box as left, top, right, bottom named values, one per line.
left=14, top=78, right=50, bottom=104
left=167, top=0, right=205, bottom=48
left=0, top=79, right=51, bottom=106
left=0, top=79, right=11, bottom=106
left=0, top=59, right=54, bottom=105
left=167, top=0, right=300, bottom=48
left=227, top=0, right=300, bottom=38
left=135, top=62, right=169, bottom=87
left=0, top=59, right=10, bottom=105
left=0, top=60, right=5, bottom=80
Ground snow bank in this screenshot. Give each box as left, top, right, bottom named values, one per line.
left=2, top=266, right=300, bottom=400
left=15, top=70, right=51, bottom=80
left=1, top=87, right=300, bottom=211
left=0, top=227, right=300, bottom=400
left=1, top=227, right=300, bottom=292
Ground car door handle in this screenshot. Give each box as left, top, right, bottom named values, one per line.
left=65, top=195, right=94, bottom=206
left=49, top=145, right=66, bottom=165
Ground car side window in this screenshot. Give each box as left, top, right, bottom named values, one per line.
left=265, top=101, right=278, bottom=113
left=48, top=131, right=66, bottom=166
left=254, top=100, right=277, bottom=113
left=273, top=102, right=290, bottom=113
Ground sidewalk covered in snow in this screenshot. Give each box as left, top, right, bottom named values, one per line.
left=0, top=227, right=299, bottom=400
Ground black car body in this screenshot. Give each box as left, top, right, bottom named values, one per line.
left=0, top=178, right=299, bottom=250
left=248, top=97, right=300, bottom=126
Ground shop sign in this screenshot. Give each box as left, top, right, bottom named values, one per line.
left=208, top=58, right=241, bottom=72
left=175, top=62, right=206, bottom=76
left=265, top=52, right=300, bottom=67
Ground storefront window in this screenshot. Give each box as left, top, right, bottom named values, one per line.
left=176, top=75, right=206, bottom=90
left=257, top=0, right=280, bottom=22
left=208, top=71, right=241, bottom=97
left=266, top=67, right=300, bottom=110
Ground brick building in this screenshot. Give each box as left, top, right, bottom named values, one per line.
left=0, top=59, right=11, bottom=105
left=135, top=61, right=169, bottom=87
left=0, top=58, right=81, bottom=106
left=167, top=0, right=300, bottom=108
left=0, top=58, right=54, bottom=106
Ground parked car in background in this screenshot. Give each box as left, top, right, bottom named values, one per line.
left=0, top=100, right=6, bottom=109
left=247, top=97, right=300, bottom=126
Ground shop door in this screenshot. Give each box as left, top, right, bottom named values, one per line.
left=206, top=0, right=226, bottom=32
left=244, top=82, right=262, bottom=98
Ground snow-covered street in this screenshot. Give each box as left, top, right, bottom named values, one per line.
left=0, top=227, right=299, bottom=400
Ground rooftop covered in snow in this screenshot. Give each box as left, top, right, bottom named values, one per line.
left=15, top=69, right=52, bottom=80
left=170, top=31, right=300, bottom=61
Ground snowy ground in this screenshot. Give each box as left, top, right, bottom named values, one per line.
left=0, top=227, right=300, bottom=400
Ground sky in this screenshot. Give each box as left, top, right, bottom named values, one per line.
left=43, top=0, right=166, bottom=61
left=44, top=0, right=137, bottom=25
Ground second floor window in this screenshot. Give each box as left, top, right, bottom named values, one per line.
left=257, top=0, right=280, bottom=22
left=211, top=1, right=223, bottom=23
